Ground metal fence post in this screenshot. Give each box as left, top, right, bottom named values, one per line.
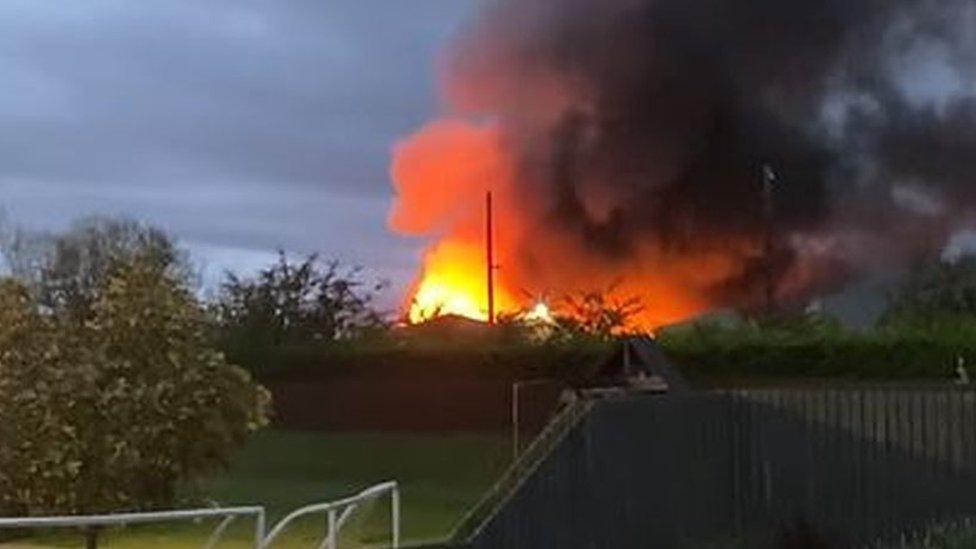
left=392, top=485, right=401, bottom=548
left=327, top=509, right=337, bottom=549
left=255, top=508, right=265, bottom=549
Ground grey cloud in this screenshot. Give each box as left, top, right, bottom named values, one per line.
left=0, top=0, right=473, bottom=288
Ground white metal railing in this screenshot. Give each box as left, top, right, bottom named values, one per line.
left=261, top=480, right=399, bottom=549
left=0, top=505, right=265, bottom=548
left=0, top=480, right=400, bottom=549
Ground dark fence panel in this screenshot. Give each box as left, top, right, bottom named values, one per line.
left=473, top=394, right=738, bottom=548
left=728, top=388, right=976, bottom=546
left=470, top=387, right=976, bottom=548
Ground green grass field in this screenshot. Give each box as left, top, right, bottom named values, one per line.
left=7, top=430, right=511, bottom=548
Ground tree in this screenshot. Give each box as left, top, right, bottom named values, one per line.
left=882, top=256, right=976, bottom=326
left=0, top=257, right=270, bottom=515
left=0, top=209, right=50, bottom=281
left=0, top=279, right=94, bottom=514
left=0, top=215, right=194, bottom=323
left=555, top=285, right=644, bottom=339
left=215, top=251, right=388, bottom=348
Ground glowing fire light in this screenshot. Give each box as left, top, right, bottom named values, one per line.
left=388, top=117, right=719, bottom=331
left=522, top=301, right=553, bottom=324
left=388, top=116, right=723, bottom=330
left=406, top=239, right=515, bottom=323
left=410, top=279, right=484, bottom=322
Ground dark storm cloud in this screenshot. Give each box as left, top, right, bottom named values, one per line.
left=0, top=0, right=474, bottom=294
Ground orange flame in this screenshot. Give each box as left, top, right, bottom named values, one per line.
left=389, top=119, right=517, bottom=323
left=406, top=239, right=517, bottom=323
left=388, top=118, right=750, bottom=330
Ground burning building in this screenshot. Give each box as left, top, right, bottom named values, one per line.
left=389, top=0, right=976, bottom=330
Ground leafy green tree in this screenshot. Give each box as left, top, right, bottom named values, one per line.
left=882, top=256, right=976, bottom=327
left=1, top=215, right=194, bottom=323
left=0, top=257, right=270, bottom=515
left=215, top=251, right=388, bottom=348
left=40, top=217, right=193, bottom=323
left=0, top=279, right=94, bottom=514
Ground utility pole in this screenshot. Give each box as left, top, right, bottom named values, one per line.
left=761, top=164, right=776, bottom=316
left=486, top=191, right=495, bottom=325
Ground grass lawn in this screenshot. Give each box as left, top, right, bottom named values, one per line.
left=7, top=430, right=511, bottom=548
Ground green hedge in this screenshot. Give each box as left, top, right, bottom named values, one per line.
left=657, top=315, right=976, bottom=381
left=226, top=332, right=610, bottom=385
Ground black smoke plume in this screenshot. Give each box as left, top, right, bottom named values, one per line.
left=441, top=0, right=976, bottom=310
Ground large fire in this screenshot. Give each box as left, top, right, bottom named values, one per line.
left=405, top=238, right=516, bottom=323
left=385, top=0, right=957, bottom=331
left=388, top=119, right=518, bottom=324
left=388, top=117, right=718, bottom=329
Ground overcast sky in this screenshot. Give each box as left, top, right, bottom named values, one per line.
left=0, top=0, right=475, bottom=305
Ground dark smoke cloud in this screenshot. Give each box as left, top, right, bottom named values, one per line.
left=442, top=0, right=976, bottom=309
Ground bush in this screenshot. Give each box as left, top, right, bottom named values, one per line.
left=214, top=252, right=388, bottom=367
left=657, top=312, right=976, bottom=381
left=552, top=285, right=644, bottom=340
left=0, top=258, right=270, bottom=515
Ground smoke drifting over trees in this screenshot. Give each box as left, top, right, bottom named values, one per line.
left=390, top=0, right=976, bottom=324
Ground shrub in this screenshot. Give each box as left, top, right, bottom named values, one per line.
left=657, top=313, right=976, bottom=380
left=214, top=252, right=388, bottom=366
left=554, top=285, right=644, bottom=340
left=0, top=258, right=270, bottom=515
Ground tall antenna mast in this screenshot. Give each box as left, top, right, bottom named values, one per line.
left=486, top=191, right=495, bottom=325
